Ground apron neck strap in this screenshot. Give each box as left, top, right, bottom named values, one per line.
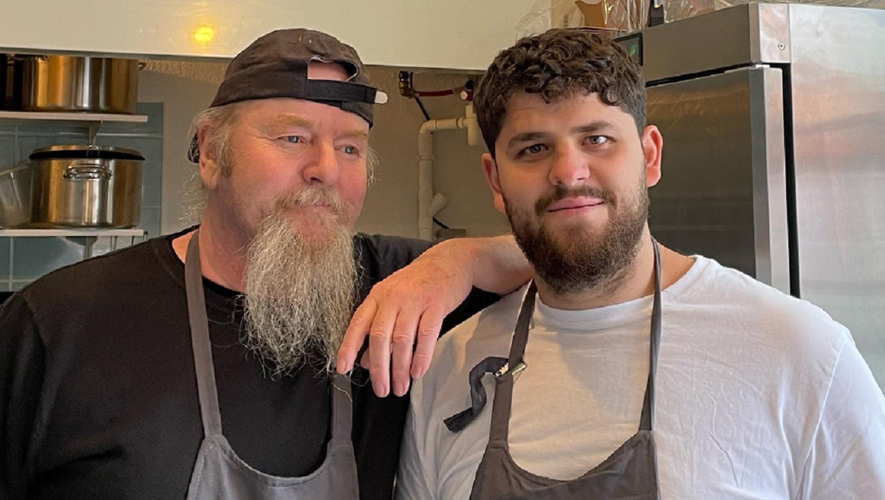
left=484, top=282, right=538, bottom=442
left=638, top=240, right=663, bottom=432
left=506, top=281, right=538, bottom=368
left=330, top=373, right=354, bottom=441
left=185, top=230, right=224, bottom=437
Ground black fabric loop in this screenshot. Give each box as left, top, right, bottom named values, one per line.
left=303, top=79, right=378, bottom=105
left=444, top=356, right=508, bottom=433
left=446, top=283, right=537, bottom=434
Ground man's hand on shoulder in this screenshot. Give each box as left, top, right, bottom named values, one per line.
left=336, top=234, right=530, bottom=398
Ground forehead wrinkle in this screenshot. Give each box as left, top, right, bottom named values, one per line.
left=264, top=114, right=314, bottom=134
left=572, top=121, right=618, bottom=134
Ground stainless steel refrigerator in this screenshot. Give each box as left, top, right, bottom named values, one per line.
left=625, top=3, right=885, bottom=388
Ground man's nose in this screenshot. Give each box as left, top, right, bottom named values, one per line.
left=302, top=141, right=340, bottom=185
left=548, top=143, right=591, bottom=188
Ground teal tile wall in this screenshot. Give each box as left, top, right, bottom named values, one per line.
left=0, top=102, right=163, bottom=288
left=0, top=136, right=15, bottom=171
left=11, top=237, right=85, bottom=280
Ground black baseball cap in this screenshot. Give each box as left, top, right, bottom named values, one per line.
left=188, top=28, right=387, bottom=163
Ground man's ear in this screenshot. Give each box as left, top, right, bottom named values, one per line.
left=481, top=153, right=506, bottom=214
left=642, top=125, right=663, bottom=188
left=198, top=124, right=223, bottom=191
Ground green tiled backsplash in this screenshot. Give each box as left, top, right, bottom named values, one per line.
left=0, top=103, right=163, bottom=289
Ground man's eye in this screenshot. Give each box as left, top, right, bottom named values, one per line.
left=522, top=144, right=546, bottom=155
left=587, top=136, right=609, bottom=145
left=343, top=145, right=359, bottom=156
left=283, top=136, right=302, bottom=144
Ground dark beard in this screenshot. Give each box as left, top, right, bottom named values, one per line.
left=505, top=179, right=649, bottom=296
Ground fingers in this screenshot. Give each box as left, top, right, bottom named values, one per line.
left=357, top=345, right=371, bottom=370
left=339, top=268, right=455, bottom=399
left=337, top=299, right=378, bottom=374
left=364, top=305, right=444, bottom=397
left=367, top=304, right=399, bottom=397
left=411, top=304, right=446, bottom=380
left=390, top=309, right=421, bottom=397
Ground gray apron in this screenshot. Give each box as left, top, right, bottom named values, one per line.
left=446, top=241, right=663, bottom=500
left=183, top=230, right=360, bottom=499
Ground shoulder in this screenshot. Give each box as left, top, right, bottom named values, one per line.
left=696, top=257, right=844, bottom=327
left=12, top=236, right=181, bottom=348
left=20, top=237, right=170, bottom=306
left=355, top=233, right=432, bottom=263
left=354, top=233, right=432, bottom=280
left=673, top=256, right=851, bottom=372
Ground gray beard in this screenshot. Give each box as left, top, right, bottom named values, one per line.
left=241, top=192, right=357, bottom=378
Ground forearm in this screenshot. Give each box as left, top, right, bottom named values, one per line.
left=430, top=234, right=531, bottom=295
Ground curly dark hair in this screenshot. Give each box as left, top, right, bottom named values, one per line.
left=474, top=28, right=646, bottom=158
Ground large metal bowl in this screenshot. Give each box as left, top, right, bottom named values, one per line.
left=21, top=56, right=139, bottom=114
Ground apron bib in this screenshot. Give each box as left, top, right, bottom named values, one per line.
left=183, top=230, right=360, bottom=500
left=448, top=241, right=664, bottom=500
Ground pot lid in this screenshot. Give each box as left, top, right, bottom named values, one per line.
left=29, top=145, right=145, bottom=161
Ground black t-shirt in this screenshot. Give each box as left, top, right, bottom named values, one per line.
left=0, top=228, right=498, bottom=499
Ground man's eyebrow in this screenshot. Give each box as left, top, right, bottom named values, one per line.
left=507, top=132, right=548, bottom=148
left=266, top=115, right=313, bottom=131
left=339, top=129, right=370, bottom=140
left=572, top=121, right=618, bottom=134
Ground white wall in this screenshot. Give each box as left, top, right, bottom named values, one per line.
left=138, top=60, right=511, bottom=239
left=3, top=0, right=537, bottom=71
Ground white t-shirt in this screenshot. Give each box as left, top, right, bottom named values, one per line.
left=397, top=256, right=885, bottom=500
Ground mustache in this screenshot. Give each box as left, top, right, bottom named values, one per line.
left=272, top=186, right=348, bottom=217
left=534, top=185, right=615, bottom=215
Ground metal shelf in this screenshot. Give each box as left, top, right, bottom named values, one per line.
left=0, top=228, right=146, bottom=237
left=1, top=228, right=148, bottom=289
left=0, top=110, right=148, bottom=123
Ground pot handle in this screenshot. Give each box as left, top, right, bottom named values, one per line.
left=64, top=163, right=112, bottom=181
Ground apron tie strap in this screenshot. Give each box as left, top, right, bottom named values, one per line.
left=444, top=356, right=508, bottom=432
left=446, top=282, right=537, bottom=434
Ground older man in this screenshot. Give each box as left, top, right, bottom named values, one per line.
left=0, top=29, right=529, bottom=500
